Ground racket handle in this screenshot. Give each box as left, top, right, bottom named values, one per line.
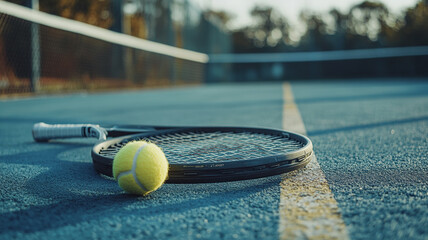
left=32, top=122, right=107, bottom=142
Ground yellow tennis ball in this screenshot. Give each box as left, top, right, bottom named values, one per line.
left=112, top=141, right=169, bottom=196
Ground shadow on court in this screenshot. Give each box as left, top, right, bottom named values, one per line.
left=295, top=87, right=428, bottom=105
left=308, top=116, right=428, bottom=136
left=0, top=141, right=280, bottom=234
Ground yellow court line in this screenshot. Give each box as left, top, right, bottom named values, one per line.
left=279, top=82, right=349, bottom=240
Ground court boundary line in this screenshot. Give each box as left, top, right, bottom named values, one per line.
left=279, top=82, right=349, bottom=240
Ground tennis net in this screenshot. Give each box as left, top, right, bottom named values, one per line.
left=0, top=1, right=208, bottom=94
left=207, top=46, right=428, bottom=82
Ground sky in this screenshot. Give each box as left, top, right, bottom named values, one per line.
left=193, top=0, right=420, bottom=29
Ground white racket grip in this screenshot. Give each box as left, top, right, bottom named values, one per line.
left=32, top=122, right=107, bottom=142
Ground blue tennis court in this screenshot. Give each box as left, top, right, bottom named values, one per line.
left=1, top=1, right=427, bottom=239
left=1, top=80, right=427, bottom=239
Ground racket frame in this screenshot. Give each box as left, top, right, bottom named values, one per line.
left=91, top=127, right=313, bottom=183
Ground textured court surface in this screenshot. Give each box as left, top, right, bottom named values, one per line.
left=0, top=79, right=427, bottom=239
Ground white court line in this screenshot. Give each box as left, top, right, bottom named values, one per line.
left=279, top=82, right=349, bottom=240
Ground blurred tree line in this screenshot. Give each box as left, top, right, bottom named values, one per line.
left=206, top=0, right=428, bottom=81
left=229, top=0, right=428, bottom=53
left=8, top=0, right=426, bottom=53
left=7, top=0, right=231, bottom=54
left=8, top=0, right=113, bottom=28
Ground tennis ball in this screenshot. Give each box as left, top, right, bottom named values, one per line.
left=112, top=141, right=169, bottom=196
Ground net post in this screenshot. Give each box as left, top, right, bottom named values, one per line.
left=121, top=5, right=136, bottom=84
left=204, top=61, right=212, bottom=83
left=26, top=0, right=40, bottom=93
left=110, top=1, right=123, bottom=33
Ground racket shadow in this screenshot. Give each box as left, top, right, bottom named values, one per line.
left=1, top=172, right=281, bottom=234
left=1, top=136, right=283, bottom=235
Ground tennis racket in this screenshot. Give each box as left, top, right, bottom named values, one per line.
left=32, top=122, right=313, bottom=183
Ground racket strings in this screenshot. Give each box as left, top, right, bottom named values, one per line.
left=98, top=131, right=304, bottom=164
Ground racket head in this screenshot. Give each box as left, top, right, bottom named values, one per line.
left=92, top=127, right=313, bottom=183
